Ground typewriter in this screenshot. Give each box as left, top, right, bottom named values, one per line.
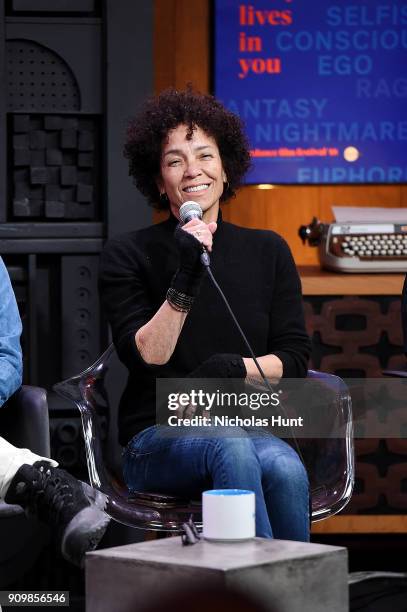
left=299, top=218, right=407, bottom=273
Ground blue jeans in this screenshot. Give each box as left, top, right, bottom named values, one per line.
left=0, top=257, right=22, bottom=407
left=123, top=426, right=310, bottom=541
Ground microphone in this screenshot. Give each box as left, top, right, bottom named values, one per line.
left=179, top=201, right=203, bottom=224
left=179, top=201, right=210, bottom=267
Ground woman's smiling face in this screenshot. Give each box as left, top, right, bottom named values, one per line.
left=158, top=124, right=226, bottom=222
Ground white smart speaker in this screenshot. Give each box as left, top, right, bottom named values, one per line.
left=202, top=489, right=255, bottom=541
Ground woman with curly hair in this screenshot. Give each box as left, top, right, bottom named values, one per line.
left=99, top=88, right=311, bottom=541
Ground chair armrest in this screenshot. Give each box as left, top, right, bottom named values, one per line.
left=383, top=369, right=407, bottom=378
left=0, top=385, right=50, bottom=458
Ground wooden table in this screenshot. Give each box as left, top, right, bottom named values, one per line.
left=299, top=266, right=405, bottom=296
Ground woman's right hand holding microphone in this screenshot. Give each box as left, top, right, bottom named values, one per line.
left=169, top=219, right=217, bottom=307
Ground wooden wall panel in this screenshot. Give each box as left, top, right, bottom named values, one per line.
left=173, top=0, right=209, bottom=91
left=155, top=0, right=209, bottom=92
left=154, top=0, right=176, bottom=91
left=222, top=186, right=321, bottom=265
left=154, top=0, right=407, bottom=265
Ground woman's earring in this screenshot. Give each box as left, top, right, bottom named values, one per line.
left=222, top=172, right=229, bottom=194
left=159, top=192, right=169, bottom=204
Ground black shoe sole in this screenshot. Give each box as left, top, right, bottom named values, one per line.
left=61, top=505, right=110, bottom=568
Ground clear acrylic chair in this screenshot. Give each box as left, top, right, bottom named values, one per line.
left=53, top=345, right=354, bottom=531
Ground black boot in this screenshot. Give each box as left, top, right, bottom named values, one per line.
left=5, top=461, right=110, bottom=567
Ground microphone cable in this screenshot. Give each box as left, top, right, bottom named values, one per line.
left=202, top=254, right=307, bottom=470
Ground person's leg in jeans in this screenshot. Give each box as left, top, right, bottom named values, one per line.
left=251, top=433, right=310, bottom=542
left=123, top=425, right=273, bottom=538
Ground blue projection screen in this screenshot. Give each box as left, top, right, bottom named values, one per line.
left=214, top=1, right=407, bottom=184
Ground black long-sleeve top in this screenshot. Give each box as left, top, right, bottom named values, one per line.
left=99, top=212, right=311, bottom=446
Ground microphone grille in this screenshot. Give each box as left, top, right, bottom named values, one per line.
left=179, top=201, right=203, bottom=224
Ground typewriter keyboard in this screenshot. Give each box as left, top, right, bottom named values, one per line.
left=339, top=234, right=407, bottom=258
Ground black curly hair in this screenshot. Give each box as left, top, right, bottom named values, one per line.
left=124, top=88, right=252, bottom=210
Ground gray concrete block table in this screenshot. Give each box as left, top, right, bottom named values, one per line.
left=86, top=537, right=348, bottom=612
